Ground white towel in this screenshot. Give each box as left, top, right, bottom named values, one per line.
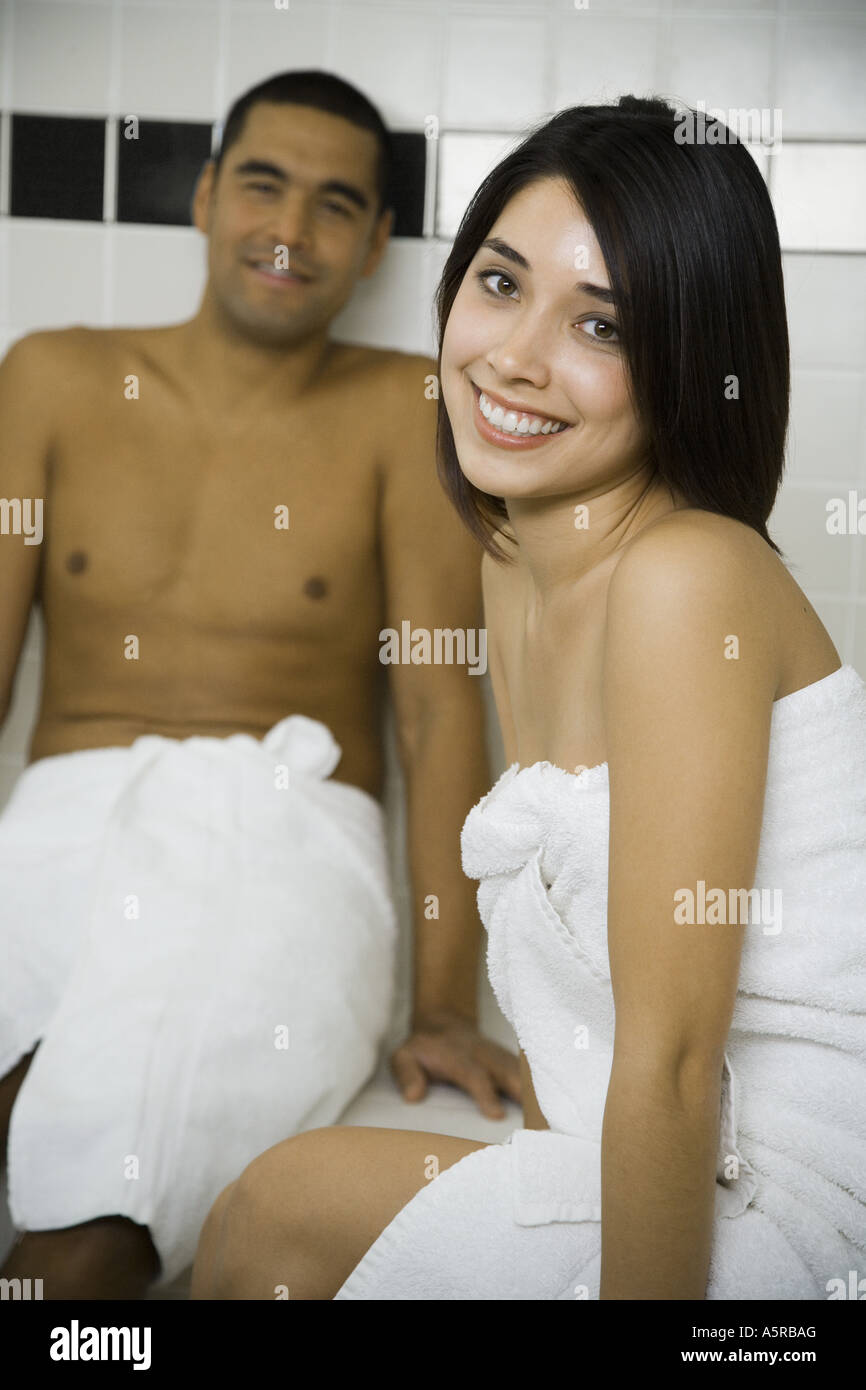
left=2, top=714, right=397, bottom=1286
left=335, top=664, right=866, bottom=1299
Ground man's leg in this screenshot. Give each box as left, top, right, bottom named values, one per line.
left=0, top=1048, right=35, bottom=1153
left=2, top=1049, right=159, bottom=1298
left=0, top=1217, right=159, bottom=1299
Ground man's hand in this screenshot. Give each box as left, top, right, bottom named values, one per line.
left=390, top=1009, right=522, bottom=1119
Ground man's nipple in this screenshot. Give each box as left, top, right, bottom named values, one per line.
left=66, top=550, right=88, bottom=574
left=303, top=576, right=328, bottom=599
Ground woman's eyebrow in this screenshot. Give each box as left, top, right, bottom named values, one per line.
left=479, top=239, right=615, bottom=304
left=576, top=281, right=616, bottom=305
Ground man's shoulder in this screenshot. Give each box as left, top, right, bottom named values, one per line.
left=2, top=324, right=169, bottom=375
left=328, top=341, right=437, bottom=394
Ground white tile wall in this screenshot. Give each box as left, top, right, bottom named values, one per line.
left=553, top=12, right=659, bottom=108
left=442, top=11, right=550, bottom=128
left=7, top=220, right=108, bottom=328
left=223, top=0, right=330, bottom=115
left=111, top=224, right=207, bottom=325
left=329, top=2, right=444, bottom=128
left=663, top=13, right=776, bottom=112
left=115, top=3, right=221, bottom=121
left=10, top=0, right=113, bottom=115
left=772, top=145, right=866, bottom=252
left=779, top=17, right=866, bottom=137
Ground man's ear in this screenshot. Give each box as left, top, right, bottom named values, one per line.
left=191, top=159, right=217, bottom=233
left=360, top=205, right=395, bottom=279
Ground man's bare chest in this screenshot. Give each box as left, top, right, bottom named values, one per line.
left=42, top=401, right=383, bottom=644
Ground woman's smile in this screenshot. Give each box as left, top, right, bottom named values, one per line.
left=469, top=380, right=574, bottom=451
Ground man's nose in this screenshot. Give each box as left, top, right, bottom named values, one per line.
left=265, top=194, right=314, bottom=256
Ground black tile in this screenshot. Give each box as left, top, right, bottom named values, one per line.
left=116, top=119, right=213, bottom=226
left=386, top=131, right=426, bottom=237
left=11, top=114, right=105, bottom=221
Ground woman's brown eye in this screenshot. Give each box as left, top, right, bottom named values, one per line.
left=583, top=317, right=619, bottom=342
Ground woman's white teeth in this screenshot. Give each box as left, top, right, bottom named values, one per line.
left=478, top=390, right=566, bottom=436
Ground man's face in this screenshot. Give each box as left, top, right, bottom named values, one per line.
left=193, top=101, right=392, bottom=345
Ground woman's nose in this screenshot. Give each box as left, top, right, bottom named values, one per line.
left=485, top=313, right=552, bottom=388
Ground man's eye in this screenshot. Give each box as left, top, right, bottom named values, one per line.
left=322, top=201, right=352, bottom=217
left=476, top=270, right=519, bottom=298
left=246, top=182, right=277, bottom=194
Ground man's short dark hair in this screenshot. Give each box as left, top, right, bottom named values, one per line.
left=214, top=69, right=394, bottom=214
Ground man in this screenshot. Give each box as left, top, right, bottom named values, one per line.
left=0, top=70, right=520, bottom=1299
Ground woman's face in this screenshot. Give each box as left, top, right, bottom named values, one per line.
left=440, top=176, right=648, bottom=502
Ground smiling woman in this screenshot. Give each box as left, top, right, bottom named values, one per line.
left=192, top=93, right=866, bottom=1306
left=435, top=96, right=789, bottom=565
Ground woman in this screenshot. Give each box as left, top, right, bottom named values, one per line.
left=191, top=95, right=866, bottom=1300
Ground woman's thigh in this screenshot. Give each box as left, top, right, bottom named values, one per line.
left=214, top=1125, right=491, bottom=1299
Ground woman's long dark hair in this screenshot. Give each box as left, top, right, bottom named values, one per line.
left=436, top=95, right=789, bottom=561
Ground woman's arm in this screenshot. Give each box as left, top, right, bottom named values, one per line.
left=597, top=517, right=778, bottom=1299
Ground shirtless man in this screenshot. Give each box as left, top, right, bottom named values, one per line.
left=0, top=70, right=521, bottom=1299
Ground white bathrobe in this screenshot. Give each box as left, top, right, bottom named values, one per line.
left=1, top=715, right=397, bottom=1286
left=334, top=663, right=866, bottom=1299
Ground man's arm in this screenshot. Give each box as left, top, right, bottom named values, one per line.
left=0, top=335, right=52, bottom=728
left=378, top=355, right=520, bottom=1116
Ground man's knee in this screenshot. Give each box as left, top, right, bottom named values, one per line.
left=2, top=1217, right=159, bottom=1298
left=0, top=1047, right=36, bottom=1147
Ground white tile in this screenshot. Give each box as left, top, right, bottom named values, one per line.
left=779, top=18, right=866, bottom=137
left=0, top=0, right=12, bottom=112
left=435, top=131, right=523, bottom=241
left=771, top=145, right=866, bottom=253
left=802, top=596, right=848, bottom=665
left=110, top=225, right=206, bottom=326
left=223, top=0, right=330, bottom=117
left=20, top=608, right=45, bottom=666
left=422, top=238, right=453, bottom=349
left=0, top=647, right=42, bottom=762
left=553, top=13, right=659, bottom=108
left=10, top=0, right=112, bottom=115
left=330, top=2, right=442, bottom=128
left=0, top=219, right=8, bottom=325
left=116, top=4, right=220, bottom=121
left=0, top=758, right=25, bottom=816
left=770, top=484, right=857, bottom=594
left=854, top=604, right=866, bottom=674
left=784, top=254, right=866, bottom=369
left=442, top=12, right=548, bottom=128
left=673, top=0, right=776, bottom=9
left=783, top=0, right=866, bottom=12
left=7, top=221, right=106, bottom=330
left=663, top=15, right=775, bottom=114
left=786, top=370, right=864, bottom=484
left=554, top=0, right=661, bottom=12
left=329, top=237, right=439, bottom=355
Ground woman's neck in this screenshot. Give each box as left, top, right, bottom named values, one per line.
left=505, top=467, right=690, bottom=600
